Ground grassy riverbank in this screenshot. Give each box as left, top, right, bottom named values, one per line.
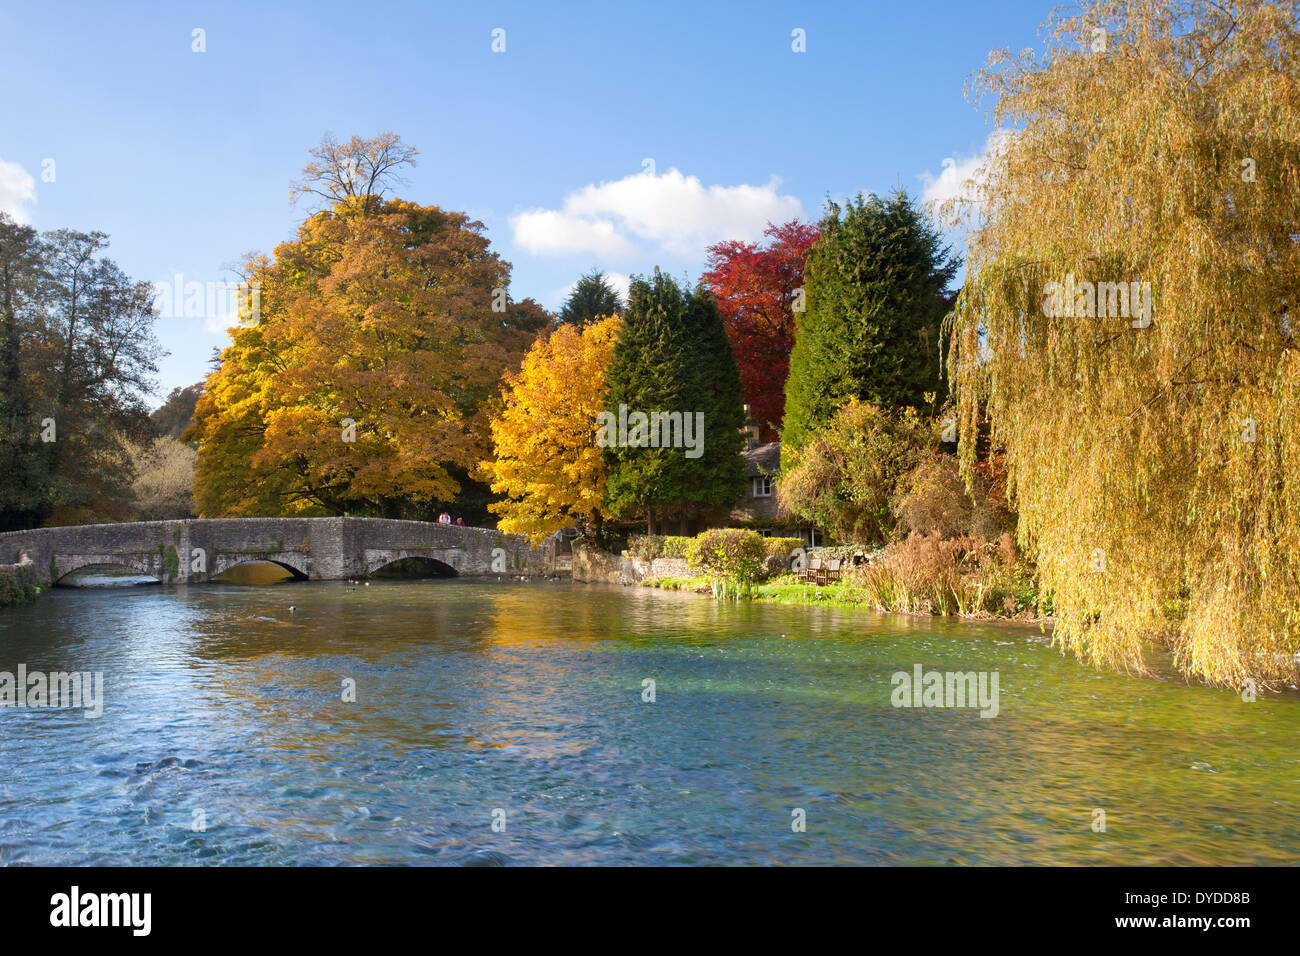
left=600, top=528, right=1051, bottom=626
left=644, top=568, right=1051, bottom=625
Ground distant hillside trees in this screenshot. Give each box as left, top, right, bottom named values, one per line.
left=151, top=383, right=203, bottom=439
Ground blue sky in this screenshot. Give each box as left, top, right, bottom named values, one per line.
left=0, top=0, right=1049, bottom=401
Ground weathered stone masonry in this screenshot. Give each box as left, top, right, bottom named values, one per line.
left=0, top=517, right=549, bottom=586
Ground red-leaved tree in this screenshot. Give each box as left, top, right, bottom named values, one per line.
left=702, top=220, right=818, bottom=441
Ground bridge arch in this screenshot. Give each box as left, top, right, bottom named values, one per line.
left=54, top=562, right=161, bottom=586
left=369, top=555, right=459, bottom=578
left=213, top=558, right=310, bottom=582
left=210, top=551, right=312, bottom=581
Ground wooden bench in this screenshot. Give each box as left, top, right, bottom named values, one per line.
left=798, top=556, right=841, bottom=585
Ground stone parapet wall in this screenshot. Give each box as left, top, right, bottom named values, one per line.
left=571, top=545, right=692, bottom=585
left=0, top=517, right=546, bottom=585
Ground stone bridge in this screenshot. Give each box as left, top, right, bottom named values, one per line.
left=0, top=517, right=550, bottom=585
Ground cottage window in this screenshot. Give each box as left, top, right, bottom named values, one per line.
left=752, top=476, right=773, bottom=497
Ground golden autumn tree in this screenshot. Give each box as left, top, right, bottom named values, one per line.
left=188, top=134, right=549, bottom=518
left=946, top=0, right=1300, bottom=687
left=479, top=315, right=621, bottom=542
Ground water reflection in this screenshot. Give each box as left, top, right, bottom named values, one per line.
left=0, top=579, right=1297, bottom=865
left=213, top=561, right=299, bottom=586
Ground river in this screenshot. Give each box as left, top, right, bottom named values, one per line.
left=1, top=577, right=1297, bottom=865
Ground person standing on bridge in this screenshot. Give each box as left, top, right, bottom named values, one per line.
left=453, top=517, right=464, bottom=526
left=438, top=512, right=451, bottom=524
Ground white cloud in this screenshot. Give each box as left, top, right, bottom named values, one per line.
left=0, top=158, right=37, bottom=223
left=511, top=168, right=803, bottom=260
left=513, top=209, right=640, bottom=259
left=919, top=129, right=1015, bottom=211
left=603, top=271, right=631, bottom=302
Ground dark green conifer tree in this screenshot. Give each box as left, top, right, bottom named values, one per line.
left=559, top=269, right=623, bottom=325
left=782, top=190, right=958, bottom=459
left=603, top=270, right=746, bottom=532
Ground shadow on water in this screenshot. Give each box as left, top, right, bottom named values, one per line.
left=370, top=556, right=457, bottom=579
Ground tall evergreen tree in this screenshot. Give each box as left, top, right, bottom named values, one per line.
left=560, top=269, right=623, bottom=325
left=782, top=190, right=958, bottom=458
left=603, top=270, right=747, bottom=533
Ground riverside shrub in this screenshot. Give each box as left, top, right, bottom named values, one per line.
left=629, top=534, right=694, bottom=561
left=0, top=563, right=41, bottom=608
left=686, top=528, right=768, bottom=598
left=847, top=532, right=1035, bottom=618
left=762, top=536, right=804, bottom=559
left=895, top=450, right=1015, bottom=541
left=778, top=399, right=930, bottom=545
left=628, top=534, right=666, bottom=560
left=660, top=536, right=692, bottom=559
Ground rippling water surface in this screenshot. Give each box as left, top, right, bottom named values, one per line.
left=1, top=579, right=1297, bottom=865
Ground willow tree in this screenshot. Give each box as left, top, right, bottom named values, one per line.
left=946, top=0, right=1300, bottom=688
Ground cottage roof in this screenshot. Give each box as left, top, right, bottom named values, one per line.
left=742, top=441, right=781, bottom=477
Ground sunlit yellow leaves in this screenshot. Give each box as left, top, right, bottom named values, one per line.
left=947, top=0, right=1300, bottom=688
left=479, top=316, right=621, bottom=543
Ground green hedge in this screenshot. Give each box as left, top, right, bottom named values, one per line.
left=762, top=536, right=804, bottom=559
left=661, top=536, right=692, bottom=558
left=628, top=534, right=665, bottom=560
left=632, top=532, right=804, bottom=565
left=628, top=534, right=695, bottom=561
